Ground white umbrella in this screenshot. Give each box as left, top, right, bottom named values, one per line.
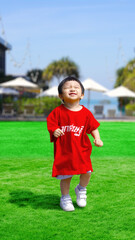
left=37, top=86, right=58, bottom=98
left=0, top=77, right=40, bottom=93
left=104, top=86, right=135, bottom=98
left=104, top=86, right=135, bottom=116
left=0, top=87, right=19, bottom=95
left=82, top=78, right=108, bottom=108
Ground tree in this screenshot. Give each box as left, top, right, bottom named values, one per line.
left=26, top=69, right=48, bottom=90
left=26, top=69, right=43, bottom=83
left=114, top=67, right=125, bottom=87
left=115, top=59, right=135, bottom=108
left=42, top=57, right=80, bottom=83
left=115, top=59, right=135, bottom=91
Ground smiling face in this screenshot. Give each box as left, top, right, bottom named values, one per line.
left=59, top=80, right=84, bottom=103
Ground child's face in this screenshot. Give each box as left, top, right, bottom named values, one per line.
left=59, top=80, right=84, bottom=103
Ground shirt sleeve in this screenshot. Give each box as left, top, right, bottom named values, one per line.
left=47, top=108, right=60, bottom=142
left=86, top=111, right=100, bottom=134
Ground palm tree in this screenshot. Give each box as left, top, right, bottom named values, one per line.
left=115, top=59, right=135, bottom=108
left=42, top=57, right=80, bottom=83
left=115, top=59, right=135, bottom=91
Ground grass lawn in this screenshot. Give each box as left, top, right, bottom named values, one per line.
left=0, top=121, right=135, bottom=240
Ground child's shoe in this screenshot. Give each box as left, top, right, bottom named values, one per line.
left=75, top=185, right=87, bottom=207
left=60, top=194, right=75, bottom=211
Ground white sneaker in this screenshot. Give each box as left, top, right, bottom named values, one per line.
left=60, top=195, right=75, bottom=211
left=75, top=185, right=87, bottom=207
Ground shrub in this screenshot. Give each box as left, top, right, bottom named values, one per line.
left=16, top=97, right=61, bottom=115
left=125, top=103, right=135, bottom=116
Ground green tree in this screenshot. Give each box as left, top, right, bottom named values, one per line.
left=114, top=67, right=125, bottom=87
left=115, top=59, right=135, bottom=109
left=42, top=57, right=80, bottom=83
left=115, top=59, right=135, bottom=91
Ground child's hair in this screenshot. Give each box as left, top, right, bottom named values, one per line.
left=58, top=76, right=85, bottom=95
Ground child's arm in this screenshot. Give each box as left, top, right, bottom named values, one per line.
left=91, top=128, right=103, bottom=147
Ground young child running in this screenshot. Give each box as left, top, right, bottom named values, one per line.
left=47, top=76, right=103, bottom=211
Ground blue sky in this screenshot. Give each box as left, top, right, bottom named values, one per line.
left=0, top=0, right=135, bottom=98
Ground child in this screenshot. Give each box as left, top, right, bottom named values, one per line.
left=47, top=76, right=103, bottom=211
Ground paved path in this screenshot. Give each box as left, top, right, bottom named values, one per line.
left=0, top=116, right=135, bottom=122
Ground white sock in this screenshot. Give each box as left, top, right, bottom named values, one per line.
left=61, top=194, right=70, bottom=199
left=78, top=184, right=86, bottom=190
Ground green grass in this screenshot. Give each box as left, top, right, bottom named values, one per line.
left=0, top=121, right=135, bottom=240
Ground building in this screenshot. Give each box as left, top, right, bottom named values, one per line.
left=0, top=37, right=12, bottom=75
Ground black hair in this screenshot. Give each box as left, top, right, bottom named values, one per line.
left=58, top=76, right=85, bottom=95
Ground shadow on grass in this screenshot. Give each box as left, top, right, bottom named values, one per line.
left=9, top=190, right=60, bottom=210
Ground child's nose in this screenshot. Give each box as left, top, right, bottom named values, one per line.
left=70, top=86, right=76, bottom=91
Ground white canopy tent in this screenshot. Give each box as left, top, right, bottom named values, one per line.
left=0, top=87, right=19, bottom=95
left=0, top=77, right=40, bottom=93
left=104, top=86, right=135, bottom=116
left=37, top=86, right=58, bottom=98
left=82, top=78, right=108, bottom=108
left=104, top=86, right=135, bottom=98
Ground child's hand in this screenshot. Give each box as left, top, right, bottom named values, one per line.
left=53, top=128, right=64, bottom=138
left=93, top=139, right=103, bottom=147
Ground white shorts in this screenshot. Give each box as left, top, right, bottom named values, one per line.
left=56, top=171, right=92, bottom=180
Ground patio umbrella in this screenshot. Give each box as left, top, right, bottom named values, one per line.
left=104, top=86, right=135, bottom=116
left=0, top=87, right=19, bottom=95
left=104, top=86, right=135, bottom=98
left=0, top=77, right=40, bottom=93
left=37, top=86, right=58, bottom=98
left=82, top=78, right=108, bottom=108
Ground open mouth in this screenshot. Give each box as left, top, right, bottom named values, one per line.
left=69, top=93, right=76, bottom=96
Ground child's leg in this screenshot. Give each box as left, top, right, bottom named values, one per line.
left=60, top=177, right=72, bottom=196
left=60, top=177, right=74, bottom=211
left=79, top=172, right=91, bottom=187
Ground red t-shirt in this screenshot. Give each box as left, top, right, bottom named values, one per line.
left=47, top=104, right=100, bottom=177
